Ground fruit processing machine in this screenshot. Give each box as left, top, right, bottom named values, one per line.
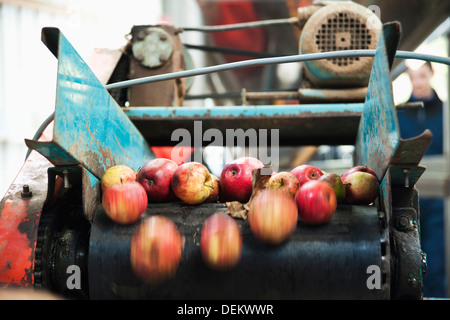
left=0, top=5, right=436, bottom=299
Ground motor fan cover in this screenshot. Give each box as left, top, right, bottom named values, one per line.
left=299, top=2, right=381, bottom=87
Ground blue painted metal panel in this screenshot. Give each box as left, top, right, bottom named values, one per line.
left=355, top=23, right=431, bottom=185
left=38, top=28, right=154, bottom=179
left=354, top=24, right=400, bottom=181
left=123, top=103, right=364, bottom=119
left=124, top=103, right=364, bottom=146
left=24, top=139, right=79, bottom=166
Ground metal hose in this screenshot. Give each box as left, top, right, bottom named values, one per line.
left=105, top=50, right=450, bottom=90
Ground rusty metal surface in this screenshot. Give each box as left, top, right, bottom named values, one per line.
left=389, top=179, right=426, bottom=299
left=298, top=87, right=367, bottom=103
left=240, top=87, right=367, bottom=104
left=0, top=150, right=51, bottom=287
left=354, top=23, right=426, bottom=299
left=391, top=130, right=433, bottom=165
left=243, top=90, right=299, bottom=103
left=34, top=166, right=90, bottom=299
left=355, top=23, right=432, bottom=188
left=378, top=161, right=426, bottom=300
left=128, top=25, right=187, bottom=107
left=354, top=23, right=401, bottom=181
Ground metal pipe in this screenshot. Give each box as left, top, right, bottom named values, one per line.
left=244, top=90, right=299, bottom=101
left=184, top=43, right=281, bottom=58
left=240, top=88, right=368, bottom=104
left=178, top=17, right=299, bottom=32
left=105, top=50, right=450, bottom=91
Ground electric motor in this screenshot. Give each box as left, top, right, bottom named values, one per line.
left=299, top=2, right=381, bottom=87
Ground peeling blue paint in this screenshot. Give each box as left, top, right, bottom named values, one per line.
left=354, top=25, right=400, bottom=181
left=123, top=103, right=365, bottom=119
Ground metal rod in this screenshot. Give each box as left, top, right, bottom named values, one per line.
left=179, top=17, right=299, bottom=32
left=403, top=168, right=410, bottom=188
left=105, top=50, right=450, bottom=91
left=184, top=43, right=281, bottom=58
left=244, top=91, right=299, bottom=101
left=63, top=169, right=69, bottom=189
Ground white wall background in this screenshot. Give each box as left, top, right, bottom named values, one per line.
left=0, top=0, right=164, bottom=197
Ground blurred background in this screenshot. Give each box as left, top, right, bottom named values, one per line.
left=0, top=0, right=168, bottom=196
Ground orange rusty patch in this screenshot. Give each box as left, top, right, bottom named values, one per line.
left=0, top=200, right=33, bottom=286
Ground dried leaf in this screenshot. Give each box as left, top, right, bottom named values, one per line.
left=226, top=201, right=248, bottom=220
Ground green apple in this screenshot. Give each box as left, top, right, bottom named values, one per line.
left=318, top=172, right=346, bottom=204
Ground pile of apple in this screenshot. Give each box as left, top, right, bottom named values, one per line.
left=99, top=156, right=379, bottom=283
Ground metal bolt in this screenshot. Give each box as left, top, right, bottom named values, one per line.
left=159, top=33, right=168, bottom=41
left=136, top=30, right=146, bottom=41
left=402, top=168, right=410, bottom=188
left=241, top=88, right=248, bottom=105
left=21, top=184, right=32, bottom=198
left=420, top=251, right=427, bottom=276
left=396, top=214, right=411, bottom=231
left=63, top=170, right=70, bottom=189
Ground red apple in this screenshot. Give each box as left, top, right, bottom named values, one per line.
left=290, top=164, right=323, bottom=186
left=342, top=171, right=379, bottom=205
left=295, top=180, right=337, bottom=225
left=267, top=172, right=300, bottom=197
left=248, top=189, right=298, bottom=245
left=205, top=174, right=220, bottom=203
left=137, top=158, right=178, bottom=203
left=130, top=216, right=182, bottom=283
left=171, top=162, right=213, bottom=205
left=200, top=213, right=242, bottom=270
left=318, top=172, right=346, bottom=204
left=101, top=164, right=136, bottom=192
left=220, top=157, right=264, bottom=203
left=341, top=165, right=378, bottom=182
left=102, top=181, right=148, bottom=225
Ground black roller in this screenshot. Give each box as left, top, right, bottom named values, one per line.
left=88, top=202, right=387, bottom=299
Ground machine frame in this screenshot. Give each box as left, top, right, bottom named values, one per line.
left=0, top=22, right=429, bottom=299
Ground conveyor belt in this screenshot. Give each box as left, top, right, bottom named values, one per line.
left=88, top=203, right=387, bottom=299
